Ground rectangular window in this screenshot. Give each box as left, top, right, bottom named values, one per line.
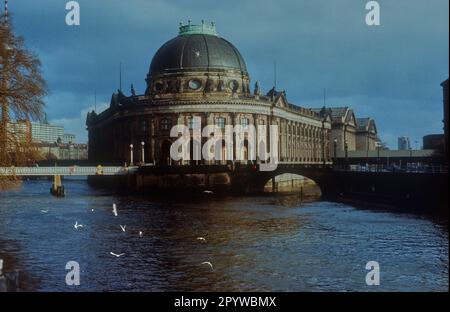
left=215, top=117, right=225, bottom=129
left=241, top=117, right=249, bottom=128
left=188, top=116, right=200, bottom=129
left=140, top=120, right=148, bottom=132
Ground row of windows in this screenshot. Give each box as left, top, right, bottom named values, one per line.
left=153, top=79, right=244, bottom=93
left=135, top=117, right=324, bottom=133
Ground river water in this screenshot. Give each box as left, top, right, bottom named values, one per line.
left=0, top=178, right=448, bottom=291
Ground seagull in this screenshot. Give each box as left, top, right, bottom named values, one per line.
left=196, top=237, right=207, bottom=243
left=91, top=208, right=94, bottom=212
left=203, top=190, right=213, bottom=194
left=110, top=252, right=125, bottom=257
left=74, top=221, right=83, bottom=229
left=40, top=209, right=48, bottom=213
left=112, top=203, right=118, bottom=216
left=120, top=225, right=126, bottom=232
left=201, top=261, right=214, bottom=271
left=139, top=231, right=143, bottom=237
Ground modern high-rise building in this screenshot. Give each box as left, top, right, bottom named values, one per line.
left=398, top=136, right=411, bottom=150
left=29, top=122, right=64, bottom=143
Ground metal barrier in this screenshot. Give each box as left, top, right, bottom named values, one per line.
left=0, top=166, right=138, bottom=176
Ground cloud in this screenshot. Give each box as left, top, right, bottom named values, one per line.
left=8, top=0, right=449, bottom=148
left=49, top=102, right=109, bottom=143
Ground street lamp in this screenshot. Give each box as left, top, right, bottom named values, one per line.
left=344, top=140, right=348, bottom=168
left=130, top=144, right=134, bottom=166
left=376, top=142, right=381, bottom=171
left=141, top=141, right=145, bottom=164
left=333, top=138, right=338, bottom=166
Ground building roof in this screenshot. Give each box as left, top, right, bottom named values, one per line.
left=356, top=117, right=377, bottom=134
left=311, top=106, right=348, bottom=117
left=148, top=23, right=247, bottom=77
left=311, top=106, right=356, bottom=125
left=356, top=117, right=370, bottom=130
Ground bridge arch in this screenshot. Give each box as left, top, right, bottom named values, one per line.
left=239, top=165, right=333, bottom=197
left=262, top=173, right=322, bottom=198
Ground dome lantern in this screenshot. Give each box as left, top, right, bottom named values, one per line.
left=178, top=20, right=217, bottom=36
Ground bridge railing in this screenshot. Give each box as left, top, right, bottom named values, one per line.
left=333, top=164, right=449, bottom=174
left=0, top=166, right=138, bottom=176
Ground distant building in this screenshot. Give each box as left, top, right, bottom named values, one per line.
left=61, top=133, right=76, bottom=144
left=312, top=107, right=357, bottom=156
left=30, top=122, right=64, bottom=144
left=8, top=120, right=78, bottom=144
left=423, top=134, right=444, bottom=153
left=6, top=120, right=86, bottom=160
left=355, top=117, right=378, bottom=151
left=36, top=142, right=88, bottom=160
left=398, top=136, right=411, bottom=150
left=6, top=119, right=31, bottom=143
left=313, top=107, right=380, bottom=156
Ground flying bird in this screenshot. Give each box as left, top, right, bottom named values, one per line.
left=203, top=190, right=213, bottom=194
left=112, top=203, right=118, bottom=216
left=196, top=237, right=207, bottom=243
left=120, top=225, right=126, bottom=232
left=74, top=221, right=83, bottom=229
left=139, top=231, right=143, bottom=237
left=40, top=209, right=48, bottom=213
left=91, top=208, right=94, bottom=212
left=110, top=252, right=125, bottom=257
left=201, top=261, right=214, bottom=271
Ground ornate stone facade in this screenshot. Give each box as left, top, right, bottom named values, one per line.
left=355, top=117, right=378, bottom=151
left=86, top=22, right=332, bottom=166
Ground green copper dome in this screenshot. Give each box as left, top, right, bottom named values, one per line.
left=148, top=22, right=248, bottom=77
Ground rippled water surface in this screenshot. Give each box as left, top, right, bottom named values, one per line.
left=0, top=178, right=448, bottom=291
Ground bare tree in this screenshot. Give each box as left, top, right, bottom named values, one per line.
left=0, top=15, right=48, bottom=188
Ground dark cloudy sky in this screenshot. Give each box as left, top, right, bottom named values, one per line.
left=7, top=0, right=449, bottom=148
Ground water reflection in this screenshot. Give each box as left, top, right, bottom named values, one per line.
left=0, top=179, right=448, bottom=291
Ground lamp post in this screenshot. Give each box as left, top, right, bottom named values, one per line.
left=366, top=133, right=369, bottom=167
left=344, top=140, right=348, bottom=169
left=376, top=142, right=381, bottom=172
left=141, top=141, right=145, bottom=164
left=130, top=144, right=134, bottom=166
left=333, top=138, right=338, bottom=167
